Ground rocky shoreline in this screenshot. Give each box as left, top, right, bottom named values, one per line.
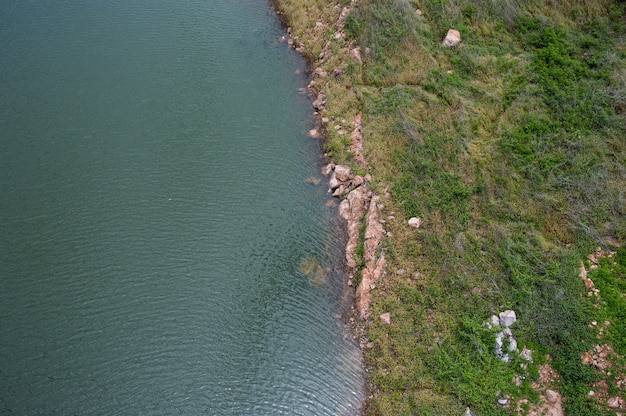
left=270, top=0, right=385, bottom=324
left=270, top=0, right=383, bottom=411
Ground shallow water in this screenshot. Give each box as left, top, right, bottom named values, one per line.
left=0, top=1, right=363, bottom=414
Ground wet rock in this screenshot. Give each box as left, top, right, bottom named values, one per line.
left=321, top=163, right=335, bottom=176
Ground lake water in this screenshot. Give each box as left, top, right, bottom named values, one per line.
left=0, top=1, right=363, bottom=414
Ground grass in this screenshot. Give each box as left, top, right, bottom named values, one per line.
left=273, top=0, right=626, bottom=414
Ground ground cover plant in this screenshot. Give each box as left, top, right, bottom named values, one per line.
left=274, top=0, right=626, bottom=414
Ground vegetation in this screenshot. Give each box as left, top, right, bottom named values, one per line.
left=274, top=0, right=626, bottom=414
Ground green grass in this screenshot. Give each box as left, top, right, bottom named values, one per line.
left=273, top=0, right=626, bottom=413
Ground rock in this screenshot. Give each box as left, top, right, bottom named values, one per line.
left=305, top=176, right=321, bottom=185
left=321, top=163, right=335, bottom=176
left=608, top=396, right=621, bottom=408
left=332, top=185, right=346, bottom=197
left=329, top=171, right=341, bottom=190
left=352, top=175, right=364, bottom=187
left=520, top=347, right=533, bottom=361
left=463, top=407, right=476, bottom=416
left=356, top=195, right=387, bottom=320
left=380, top=312, right=391, bottom=324
left=442, top=29, right=461, bottom=47
left=499, top=310, right=517, bottom=327
left=408, top=217, right=422, bottom=228
left=498, top=398, right=509, bottom=406
left=588, top=390, right=595, bottom=397
left=308, top=128, right=320, bottom=138
left=546, top=389, right=559, bottom=404
left=416, top=9, right=423, bottom=16
left=334, top=165, right=352, bottom=182
left=313, top=67, right=327, bottom=78
left=349, top=47, right=361, bottom=62
left=312, top=92, right=326, bottom=111
left=490, top=315, right=501, bottom=327
left=509, top=337, right=518, bottom=352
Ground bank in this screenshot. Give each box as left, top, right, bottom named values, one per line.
left=272, top=0, right=626, bottom=415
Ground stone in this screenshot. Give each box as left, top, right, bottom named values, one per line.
left=416, top=9, right=423, bottom=16
left=463, top=407, right=476, bottom=416
left=442, top=29, right=461, bottom=47
left=329, top=171, right=341, bottom=190
left=498, top=398, right=509, bottom=406
left=334, top=165, right=352, bottom=182
left=499, top=310, right=517, bottom=327
left=312, top=92, right=326, bottom=111
left=332, top=185, right=346, bottom=197
left=546, top=389, right=559, bottom=404
left=349, top=47, right=361, bottom=62
left=352, top=175, right=364, bottom=187
left=490, top=315, right=501, bottom=327
left=380, top=312, right=391, bottom=325
left=520, top=347, right=533, bottom=361
left=408, top=217, right=422, bottom=228
left=308, top=128, right=320, bottom=138
left=509, top=337, right=518, bottom=352
left=321, top=163, right=335, bottom=176
left=608, top=396, right=620, bottom=408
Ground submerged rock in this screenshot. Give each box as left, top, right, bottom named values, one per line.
left=298, top=256, right=328, bottom=286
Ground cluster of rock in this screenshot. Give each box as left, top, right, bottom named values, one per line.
left=486, top=310, right=520, bottom=363
left=323, top=163, right=386, bottom=320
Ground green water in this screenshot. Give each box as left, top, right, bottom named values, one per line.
left=0, top=1, right=363, bottom=414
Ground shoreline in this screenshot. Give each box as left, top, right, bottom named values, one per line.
left=269, top=0, right=382, bottom=413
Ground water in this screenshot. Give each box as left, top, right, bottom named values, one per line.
left=0, top=1, right=363, bottom=414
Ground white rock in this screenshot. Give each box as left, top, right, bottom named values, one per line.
left=499, top=310, right=517, bottom=327
left=509, top=337, right=518, bottom=352
left=498, top=398, right=509, bottom=406
left=380, top=312, right=391, bottom=325
left=463, top=407, right=476, bottom=416
left=490, top=315, right=500, bottom=327
left=408, top=217, right=422, bottom=228
left=442, top=29, right=461, bottom=47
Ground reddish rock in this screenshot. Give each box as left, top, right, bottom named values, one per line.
left=442, top=29, right=461, bottom=47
